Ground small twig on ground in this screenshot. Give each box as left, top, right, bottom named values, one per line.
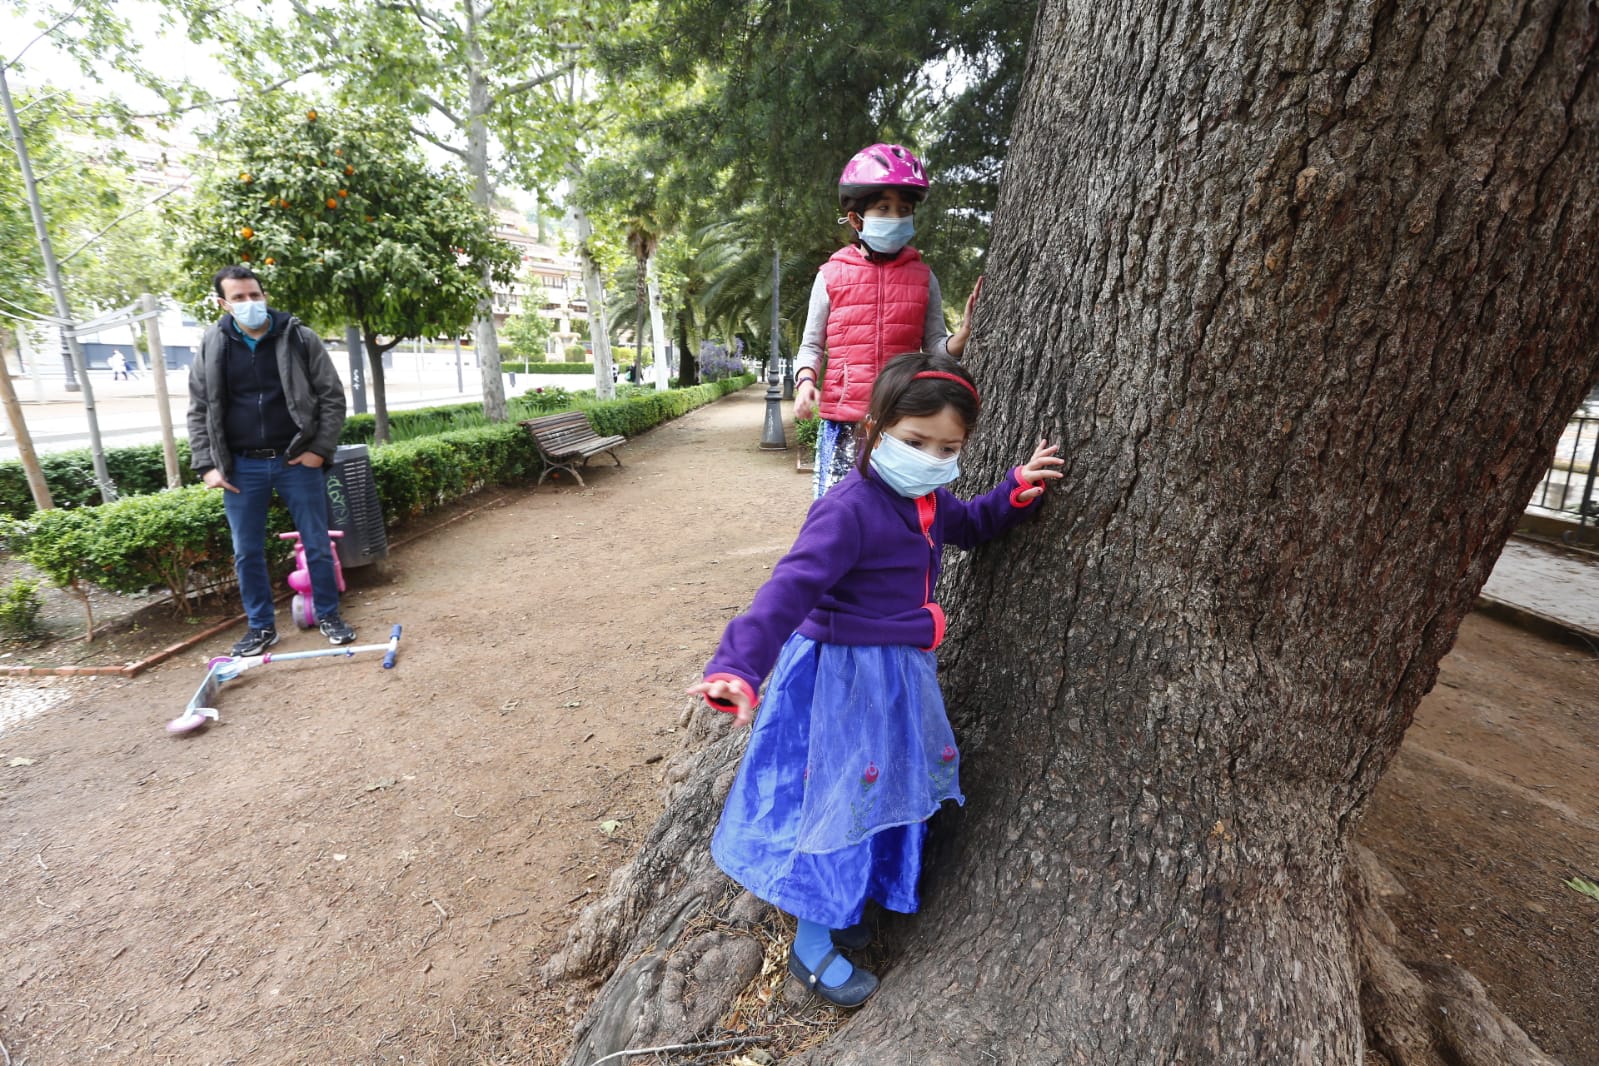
left=588, top=1035, right=766, bottom=1066
left=414, top=900, right=449, bottom=958
left=179, top=941, right=216, bottom=986
left=487, top=907, right=528, bottom=927
left=1, top=1034, right=11, bottom=1066
left=451, top=806, right=482, bottom=819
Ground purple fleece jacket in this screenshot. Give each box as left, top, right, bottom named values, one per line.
left=704, top=465, right=1040, bottom=704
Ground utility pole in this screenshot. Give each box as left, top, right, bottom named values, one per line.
left=344, top=325, right=367, bottom=414
left=0, top=61, right=114, bottom=500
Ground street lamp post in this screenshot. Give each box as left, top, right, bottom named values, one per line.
left=759, top=244, right=787, bottom=451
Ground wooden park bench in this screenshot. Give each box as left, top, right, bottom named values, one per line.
left=519, top=411, right=627, bottom=488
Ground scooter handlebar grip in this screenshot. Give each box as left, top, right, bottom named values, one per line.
left=382, top=624, right=402, bottom=669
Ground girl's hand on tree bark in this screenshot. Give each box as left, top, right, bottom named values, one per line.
left=1015, top=438, right=1065, bottom=502
left=687, top=678, right=755, bottom=728
left=947, top=275, right=985, bottom=358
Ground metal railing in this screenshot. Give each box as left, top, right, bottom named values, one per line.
left=1531, top=412, right=1599, bottom=545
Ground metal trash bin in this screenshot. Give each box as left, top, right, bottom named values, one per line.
left=326, top=443, right=388, bottom=566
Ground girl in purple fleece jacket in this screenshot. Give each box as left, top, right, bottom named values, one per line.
left=689, top=352, right=1062, bottom=1007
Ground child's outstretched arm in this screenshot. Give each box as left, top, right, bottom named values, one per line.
left=940, top=436, right=1065, bottom=549
left=686, top=676, right=756, bottom=728
left=1012, top=437, right=1064, bottom=503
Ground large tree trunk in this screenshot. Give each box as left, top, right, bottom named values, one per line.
left=361, top=329, right=396, bottom=445
left=550, top=2, right=1599, bottom=1063
left=464, top=0, right=508, bottom=424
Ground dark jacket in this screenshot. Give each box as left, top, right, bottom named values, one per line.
left=188, top=312, right=346, bottom=477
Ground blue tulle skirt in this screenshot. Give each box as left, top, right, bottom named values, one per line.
left=711, top=634, right=962, bottom=928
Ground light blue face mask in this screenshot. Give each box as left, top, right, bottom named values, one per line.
left=858, top=214, right=915, bottom=255
left=869, top=430, right=961, bottom=498
left=230, top=299, right=269, bottom=330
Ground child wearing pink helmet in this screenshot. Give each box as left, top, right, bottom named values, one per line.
left=793, top=143, right=983, bottom=498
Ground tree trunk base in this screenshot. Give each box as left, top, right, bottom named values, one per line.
left=547, top=725, right=1560, bottom=1065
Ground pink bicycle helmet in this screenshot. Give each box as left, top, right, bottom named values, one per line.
left=838, top=143, right=929, bottom=206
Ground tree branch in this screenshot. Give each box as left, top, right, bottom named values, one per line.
left=410, top=124, right=469, bottom=161
left=402, top=0, right=451, bottom=36
left=488, top=61, right=576, bottom=110
left=4, top=0, right=86, bottom=72
left=130, top=63, right=336, bottom=120
left=57, top=184, right=186, bottom=266
left=15, top=87, right=71, bottom=115
left=417, top=91, right=464, bottom=130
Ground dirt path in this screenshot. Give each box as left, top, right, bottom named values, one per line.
left=1, top=386, right=1595, bottom=1064
left=0, top=388, right=811, bottom=1065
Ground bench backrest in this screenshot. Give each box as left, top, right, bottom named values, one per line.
left=525, top=411, right=594, bottom=439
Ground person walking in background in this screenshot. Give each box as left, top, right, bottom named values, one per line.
left=792, top=143, right=983, bottom=498
left=188, top=264, right=356, bottom=655
left=690, top=352, right=1062, bottom=1007
left=108, top=349, right=128, bottom=381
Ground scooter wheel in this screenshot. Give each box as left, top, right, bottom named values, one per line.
left=292, top=593, right=314, bottom=629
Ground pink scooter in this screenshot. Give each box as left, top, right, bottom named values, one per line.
left=278, top=529, right=346, bottom=629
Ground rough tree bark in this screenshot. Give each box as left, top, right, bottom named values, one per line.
left=547, top=2, right=1598, bottom=1063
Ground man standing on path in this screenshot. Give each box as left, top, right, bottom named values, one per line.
left=188, top=264, right=356, bottom=655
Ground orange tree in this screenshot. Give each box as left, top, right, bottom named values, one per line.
left=178, top=102, right=518, bottom=442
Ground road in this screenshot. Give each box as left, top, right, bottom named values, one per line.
left=1, top=349, right=611, bottom=460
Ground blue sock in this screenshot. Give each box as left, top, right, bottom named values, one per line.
left=793, top=918, right=854, bottom=986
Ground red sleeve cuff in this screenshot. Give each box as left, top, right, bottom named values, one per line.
left=702, top=672, right=760, bottom=714
left=920, top=602, right=947, bottom=651
left=1008, top=466, right=1039, bottom=508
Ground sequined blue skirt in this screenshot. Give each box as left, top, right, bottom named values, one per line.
left=711, top=634, right=962, bottom=928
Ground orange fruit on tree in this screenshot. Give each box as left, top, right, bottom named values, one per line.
left=338, top=189, right=348, bottom=198
left=306, top=109, right=318, bottom=121
left=240, top=252, right=251, bottom=261
left=239, top=226, right=254, bottom=239
left=326, top=198, right=338, bottom=209
left=239, top=172, right=252, bottom=183
left=344, top=165, right=354, bottom=176
left=264, top=257, right=276, bottom=265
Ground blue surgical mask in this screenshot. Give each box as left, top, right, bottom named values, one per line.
left=230, top=299, right=269, bottom=330
left=858, top=215, right=915, bottom=255
left=870, top=430, right=961, bottom=497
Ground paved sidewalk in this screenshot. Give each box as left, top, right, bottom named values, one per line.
left=1479, top=536, right=1599, bottom=646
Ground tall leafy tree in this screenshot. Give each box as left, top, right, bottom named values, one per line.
left=178, top=101, right=517, bottom=442
left=593, top=0, right=1039, bottom=341
left=545, top=1, right=1598, bottom=1063
left=194, top=0, right=634, bottom=422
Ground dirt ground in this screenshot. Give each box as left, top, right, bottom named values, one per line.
left=1, top=386, right=1596, bottom=1065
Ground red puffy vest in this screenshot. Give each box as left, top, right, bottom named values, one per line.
left=818, top=245, right=931, bottom=422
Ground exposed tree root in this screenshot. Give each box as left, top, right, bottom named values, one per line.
left=1350, top=846, right=1561, bottom=1066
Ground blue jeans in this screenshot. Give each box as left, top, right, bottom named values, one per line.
left=223, top=454, right=339, bottom=630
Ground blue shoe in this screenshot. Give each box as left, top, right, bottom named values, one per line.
left=788, top=946, right=878, bottom=1008
left=831, top=921, right=872, bottom=951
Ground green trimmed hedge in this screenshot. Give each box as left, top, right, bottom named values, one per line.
left=342, top=402, right=488, bottom=445
left=0, top=441, right=202, bottom=518
left=500, top=360, right=595, bottom=374
left=1, top=374, right=756, bottom=609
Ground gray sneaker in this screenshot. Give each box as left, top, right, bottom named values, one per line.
left=318, top=613, right=356, bottom=645
left=230, top=626, right=279, bottom=657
